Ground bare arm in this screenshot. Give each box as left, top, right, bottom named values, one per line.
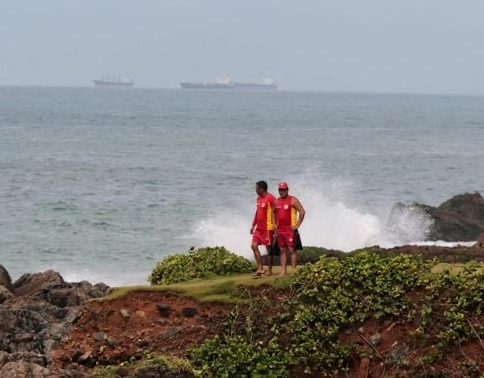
left=250, top=211, right=257, bottom=234
left=292, top=197, right=305, bottom=229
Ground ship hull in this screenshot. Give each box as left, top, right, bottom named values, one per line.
left=93, top=80, right=134, bottom=87
left=233, top=83, right=278, bottom=91
left=181, top=82, right=277, bottom=90
left=180, top=82, right=234, bottom=89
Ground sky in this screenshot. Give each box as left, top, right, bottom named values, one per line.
left=1, top=0, right=483, bottom=94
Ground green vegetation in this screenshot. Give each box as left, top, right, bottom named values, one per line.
left=149, top=246, right=256, bottom=285
left=102, top=266, right=290, bottom=303
left=190, top=252, right=484, bottom=377
left=89, top=353, right=196, bottom=378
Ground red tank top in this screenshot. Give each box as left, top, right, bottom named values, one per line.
left=254, top=193, right=276, bottom=231
left=276, top=196, right=298, bottom=232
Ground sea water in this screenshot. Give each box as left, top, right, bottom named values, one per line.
left=1, top=87, right=483, bottom=285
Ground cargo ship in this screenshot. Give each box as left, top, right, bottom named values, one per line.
left=233, top=78, right=278, bottom=91
left=180, top=75, right=234, bottom=90
left=93, top=76, right=135, bottom=87
left=180, top=75, right=277, bottom=90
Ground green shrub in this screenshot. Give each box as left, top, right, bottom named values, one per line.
left=190, top=335, right=288, bottom=378
left=149, top=246, right=256, bottom=285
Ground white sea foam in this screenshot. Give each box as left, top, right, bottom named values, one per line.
left=193, top=172, right=437, bottom=256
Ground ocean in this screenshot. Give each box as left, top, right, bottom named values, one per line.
left=1, top=86, right=483, bottom=286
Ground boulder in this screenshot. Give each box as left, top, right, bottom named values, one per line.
left=0, top=264, right=13, bottom=291
left=0, top=285, right=14, bottom=304
left=475, top=232, right=484, bottom=248
left=0, top=269, right=109, bottom=372
left=0, top=360, right=86, bottom=378
left=13, top=270, right=64, bottom=297
left=390, top=192, right=484, bottom=242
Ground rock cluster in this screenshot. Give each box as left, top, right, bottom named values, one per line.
left=0, top=265, right=109, bottom=377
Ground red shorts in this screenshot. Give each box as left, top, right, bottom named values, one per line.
left=277, top=230, right=295, bottom=249
left=252, top=229, right=274, bottom=246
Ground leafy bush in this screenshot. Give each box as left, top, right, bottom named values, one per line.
left=190, top=335, right=288, bottom=378
left=269, top=252, right=431, bottom=374
left=149, top=246, right=256, bottom=285
left=190, top=252, right=432, bottom=376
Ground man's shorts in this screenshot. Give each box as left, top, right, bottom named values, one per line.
left=252, top=229, right=274, bottom=247
left=277, top=230, right=295, bottom=249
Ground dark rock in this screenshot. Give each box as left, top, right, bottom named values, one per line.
left=0, top=351, right=13, bottom=368
left=87, top=282, right=110, bottom=298
left=0, top=269, right=109, bottom=373
left=0, top=285, right=14, bottom=304
left=156, top=303, right=171, bottom=317
left=160, top=327, right=181, bottom=339
left=476, top=232, right=484, bottom=248
left=47, top=287, right=80, bottom=308
left=13, top=270, right=64, bottom=297
left=390, top=192, right=484, bottom=242
left=0, top=265, right=13, bottom=292
left=181, top=307, right=197, bottom=317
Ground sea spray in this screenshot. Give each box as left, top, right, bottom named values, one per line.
left=193, top=172, right=434, bottom=256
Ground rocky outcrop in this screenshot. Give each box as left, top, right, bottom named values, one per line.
left=0, top=264, right=13, bottom=291
left=0, top=356, right=86, bottom=378
left=0, top=266, right=109, bottom=377
left=390, top=192, right=484, bottom=242
left=476, top=232, right=484, bottom=248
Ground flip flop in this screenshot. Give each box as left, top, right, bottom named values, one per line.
left=251, top=271, right=267, bottom=277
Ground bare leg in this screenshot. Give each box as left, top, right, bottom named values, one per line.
left=267, top=252, right=274, bottom=275
left=289, top=247, right=297, bottom=271
left=251, top=243, right=265, bottom=274
left=280, top=247, right=288, bottom=276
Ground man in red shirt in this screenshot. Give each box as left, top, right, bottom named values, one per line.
left=250, top=181, right=276, bottom=276
left=275, top=182, right=305, bottom=276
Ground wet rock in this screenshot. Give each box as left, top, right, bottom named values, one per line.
left=391, top=192, right=484, bottom=241
left=0, top=285, right=14, bottom=304
left=0, top=265, right=13, bottom=291
left=181, top=307, right=197, bottom=317
left=369, top=332, right=382, bottom=346
left=156, top=303, right=171, bottom=317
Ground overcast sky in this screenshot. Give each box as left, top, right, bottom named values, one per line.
left=1, top=0, right=483, bottom=94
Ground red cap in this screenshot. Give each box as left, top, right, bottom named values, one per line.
left=278, top=182, right=289, bottom=190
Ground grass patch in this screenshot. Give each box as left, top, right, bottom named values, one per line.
left=98, top=266, right=292, bottom=303
left=89, top=353, right=196, bottom=377
left=432, top=262, right=484, bottom=274
left=96, top=263, right=484, bottom=304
